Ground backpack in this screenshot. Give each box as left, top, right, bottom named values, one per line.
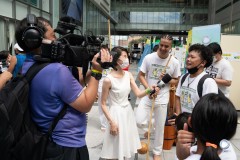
left=180, top=73, right=225, bottom=97
left=0, top=62, right=67, bottom=160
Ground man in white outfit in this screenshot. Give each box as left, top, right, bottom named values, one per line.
left=206, top=42, right=233, bottom=97
left=135, top=34, right=181, bottom=160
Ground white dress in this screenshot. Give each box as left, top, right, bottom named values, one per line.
left=100, top=71, right=141, bottom=160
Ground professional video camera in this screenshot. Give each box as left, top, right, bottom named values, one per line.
left=40, top=16, right=104, bottom=70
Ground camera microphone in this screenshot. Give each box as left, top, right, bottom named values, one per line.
left=54, top=16, right=77, bottom=35
left=150, top=73, right=172, bottom=96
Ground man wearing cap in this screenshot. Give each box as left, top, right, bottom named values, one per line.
left=14, top=43, right=24, bottom=55
left=9, top=43, right=26, bottom=77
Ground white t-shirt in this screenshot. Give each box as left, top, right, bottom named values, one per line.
left=176, top=71, right=218, bottom=113
left=140, top=52, right=181, bottom=104
left=206, top=58, right=233, bottom=97
left=185, top=142, right=237, bottom=160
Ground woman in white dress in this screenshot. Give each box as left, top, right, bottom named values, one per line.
left=100, top=46, right=158, bottom=160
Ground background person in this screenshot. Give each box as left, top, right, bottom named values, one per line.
left=14, top=43, right=24, bottom=55
left=0, top=50, right=14, bottom=89
left=11, top=43, right=26, bottom=77
left=0, top=50, right=13, bottom=73
left=206, top=42, right=233, bottom=97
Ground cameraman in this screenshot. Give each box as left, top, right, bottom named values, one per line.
left=15, top=15, right=111, bottom=160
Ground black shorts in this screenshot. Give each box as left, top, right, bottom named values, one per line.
left=44, top=141, right=89, bottom=160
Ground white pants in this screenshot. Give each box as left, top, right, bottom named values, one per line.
left=98, top=92, right=108, bottom=129
left=135, top=96, right=168, bottom=156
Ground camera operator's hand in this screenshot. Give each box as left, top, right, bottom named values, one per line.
left=91, top=48, right=112, bottom=71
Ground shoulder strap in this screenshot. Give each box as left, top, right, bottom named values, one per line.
left=162, top=54, right=172, bottom=73
left=25, top=62, right=67, bottom=136
left=181, top=73, right=189, bottom=86
left=197, top=74, right=211, bottom=97
left=48, top=104, right=67, bottom=137
left=24, top=62, right=50, bottom=82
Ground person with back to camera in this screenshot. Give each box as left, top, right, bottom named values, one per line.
left=0, top=50, right=13, bottom=89
left=0, top=50, right=13, bottom=73
left=10, top=16, right=55, bottom=79
left=183, top=93, right=238, bottom=160
left=206, top=42, right=233, bottom=97
left=15, top=14, right=111, bottom=160
left=135, top=34, right=181, bottom=160
left=8, top=43, right=27, bottom=77
left=100, top=46, right=159, bottom=160
left=0, top=48, right=26, bottom=78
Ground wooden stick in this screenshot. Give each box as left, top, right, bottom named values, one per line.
left=168, top=85, right=176, bottom=117
left=162, top=54, right=172, bottom=74
left=146, top=98, right=155, bottom=160
left=146, top=54, right=172, bottom=159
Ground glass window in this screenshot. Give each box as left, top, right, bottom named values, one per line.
left=42, top=0, right=50, bottom=12
left=30, top=0, right=38, bottom=6
left=16, top=2, right=28, bottom=20
left=130, top=12, right=180, bottom=24
left=18, top=0, right=39, bottom=7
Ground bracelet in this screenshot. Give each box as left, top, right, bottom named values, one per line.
left=145, top=88, right=151, bottom=94
left=91, top=69, right=102, bottom=74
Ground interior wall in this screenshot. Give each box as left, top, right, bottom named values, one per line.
left=221, top=34, right=240, bottom=110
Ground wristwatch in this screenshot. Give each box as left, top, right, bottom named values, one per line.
left=91, top=71, right=102, bottom=80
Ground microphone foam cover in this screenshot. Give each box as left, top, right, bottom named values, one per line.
left=161, top=73, right=172, bottom=84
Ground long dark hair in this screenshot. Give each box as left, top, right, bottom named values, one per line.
left=191, top=93, right=237, bottom=160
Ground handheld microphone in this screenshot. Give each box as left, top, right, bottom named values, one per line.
left=150, top=73, right=172, bottom=96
